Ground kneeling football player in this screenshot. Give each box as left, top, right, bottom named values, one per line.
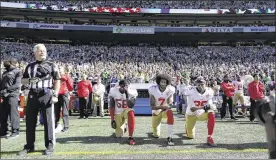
left=109, top=80, right=138, bottom=145
left=185, top=76, right=217, bottom=147
left=148, top=74, right=175, bottom=146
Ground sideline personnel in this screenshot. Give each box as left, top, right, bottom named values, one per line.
left=55, top=66, right=73, bottom=132
left=0, top=59, right=22, bottom=138
left=18, top=44, right=60, bottom=156
left=220, top=75, right=237, bottom=120
left=77, top=74, right=93, bottom=119
left=248, top=74, right=265, bottom=122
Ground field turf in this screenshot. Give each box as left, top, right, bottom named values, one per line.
left=0, top=113, right=269, bottom=159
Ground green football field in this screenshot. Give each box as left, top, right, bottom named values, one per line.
left=0, top=113, right=269, bottom=159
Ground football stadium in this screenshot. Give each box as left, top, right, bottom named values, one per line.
left=0, top=0, right=275, bottom=159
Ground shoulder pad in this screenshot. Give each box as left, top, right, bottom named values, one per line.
left=109, top=87, right=117, bottom=97
left=168, top=85, right=176, bottom=94
left=148, top=84, right=157, bottom=95
left=206, top=87, right=214, bottom=95
left=128, top=88, right=138, bottom=97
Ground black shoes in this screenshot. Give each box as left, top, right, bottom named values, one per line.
left=231, top=116, right=238, bottom=120
left=6, top=132, right=19, bottom=139
left=62, top=128, right=69, bottom=132
left=18, top=145, right=54, bottom=156
left=17, top=145, right=35, bottom=156
left=0, top=133, right=8, bottom=139
left=43, top=147, right=54, bottom=156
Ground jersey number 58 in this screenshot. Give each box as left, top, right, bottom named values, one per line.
left=116, top=99, right=128, bottom=108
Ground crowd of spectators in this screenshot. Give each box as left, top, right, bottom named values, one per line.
left=1, top=41, right=275, bottom=93
left=8, top=0, right=275, bottom=9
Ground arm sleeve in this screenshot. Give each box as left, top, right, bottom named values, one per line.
left=6, top=70, right=22, bottom=91
left=51, top=64, right=61, bottom=80
left=66, top=75, right=74, bottom=91
left=22, top=65, right=30, bottom=79
left=88, top=82, right=93, bottom=93
left=109, top=97, right=115, bottom=120
left=248, top=84, right=252, bottom=97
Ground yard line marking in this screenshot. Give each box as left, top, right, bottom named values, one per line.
left=1, top=148, right=266, bottom=156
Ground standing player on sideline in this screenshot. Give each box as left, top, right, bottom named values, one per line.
left=233, top=75, right=246, bottom=116
left=148, top=74, right=175, bottom=146
left=185, top=76, right=217, bottom=147
left=109, top=80, right=138, bottom=145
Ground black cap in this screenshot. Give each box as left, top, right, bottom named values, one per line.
left=119, top=79, right=130, bottom=86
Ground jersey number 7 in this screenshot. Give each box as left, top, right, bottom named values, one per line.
left=158, top=98, right=165, bottom=106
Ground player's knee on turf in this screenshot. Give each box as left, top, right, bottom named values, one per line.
left=152, top=113, right=162, bottom=137
left=185, top=115, right=197, bottom=138
left=115, top=115, right=125, bottom=138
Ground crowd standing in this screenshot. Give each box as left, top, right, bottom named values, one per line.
left=1, top=42, right=275, bottom=93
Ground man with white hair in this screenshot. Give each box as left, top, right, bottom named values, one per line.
left=18, top=44, right=60, bottom=156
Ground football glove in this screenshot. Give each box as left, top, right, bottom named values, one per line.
left=111, top=120, right=116, bottom=129
left=203, top=104, right=211, bottom=112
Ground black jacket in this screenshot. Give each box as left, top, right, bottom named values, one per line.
left=0, top=67, right=22, bottom=97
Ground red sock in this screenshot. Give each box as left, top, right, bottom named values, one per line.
left=109, top=108, right=115, bottom=120
left=207, top=112, right=215, bottom=137
left=166, top=109, right=174, bottom=125
left=128, top=110, right=135, bottom=137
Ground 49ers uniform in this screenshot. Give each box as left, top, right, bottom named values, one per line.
left=233, top=80, right=245, bottom=107
left=109, top=87, right=138, bottom=138
left=185, top=87, right=216, bottom=144
left=148, top=85, right=175, bottom=138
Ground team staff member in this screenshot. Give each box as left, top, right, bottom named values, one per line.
left=77, top=74, right=93, bottom=119
left=92, top=76, right=106, bottom=117
left=248, top=74, right=265, bottom=122
left=220, top=75, right=237, bottom=120
left=0, top=59, right=22, bottom=139
left=55, top=66, right=73, bottom=132
left=18, top=44, right=60, bottom=156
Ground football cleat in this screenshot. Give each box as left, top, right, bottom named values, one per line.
left=207, top=137, right=217, bottom=147
left=167, top=137, right=174, bottom=146
left=128, top=137, right=136, bottom=145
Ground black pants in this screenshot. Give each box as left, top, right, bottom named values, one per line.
left=0, top=96, right=20, bottom=135
left=220, top=95, right=234, bottom=118
left=178, top=95, right=183, bottom=113
left=79, top=97, right=89, bottom=118
left=249, top=98, right=256, bottom=121
left=54, top=94, right=69, bottom=129
left=25, top=89, right=55, bottom=149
